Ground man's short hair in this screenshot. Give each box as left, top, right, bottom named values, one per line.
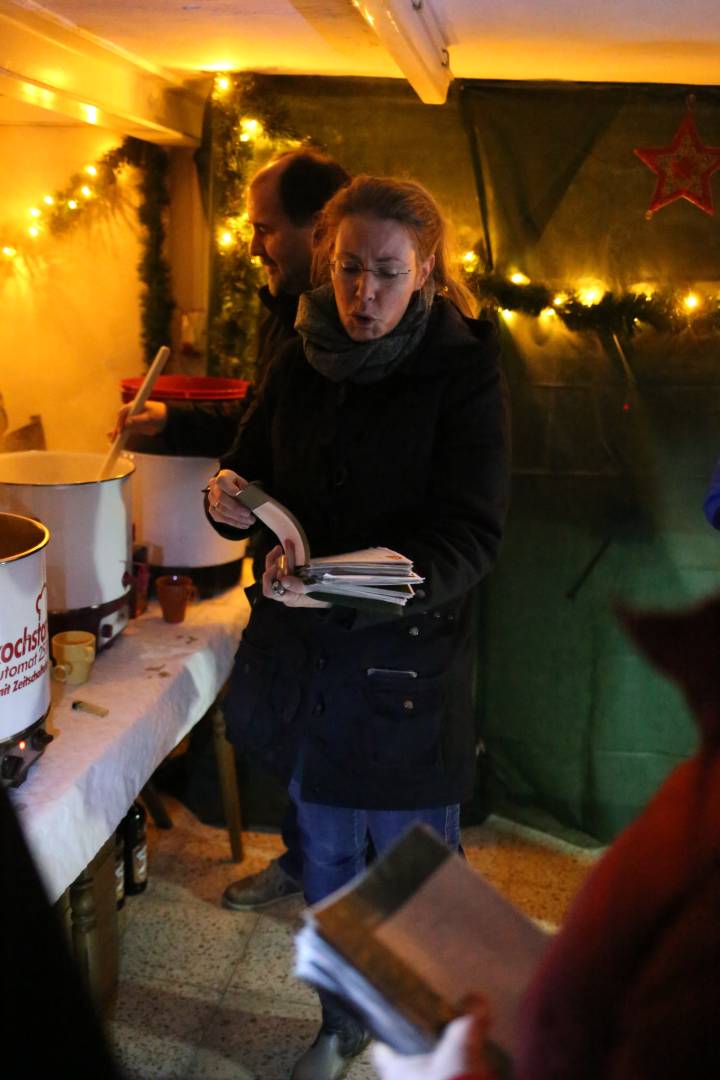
left=275, top=150, right=350, bottom=227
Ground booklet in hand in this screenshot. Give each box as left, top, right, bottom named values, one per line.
left=294, top=824, right=549, bottom=1064
left=236, top=481, right=423, bottom=607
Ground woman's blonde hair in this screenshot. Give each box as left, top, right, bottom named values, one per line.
left=312, top=175, right=477, bottom=318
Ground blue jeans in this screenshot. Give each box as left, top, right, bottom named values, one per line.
left=288, top=775, right=460, bottom=906
left=277, top=801, right=303, bottom=884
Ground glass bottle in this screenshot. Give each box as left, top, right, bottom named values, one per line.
left=114, top=827, right=126, bottom=910
left=123, top=801, right=148, bottom=894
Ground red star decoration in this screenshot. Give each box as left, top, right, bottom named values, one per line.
left=634, top=112, right=720, bottom=216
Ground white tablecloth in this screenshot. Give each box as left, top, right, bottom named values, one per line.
left=10, top=585, right=250, bottom=903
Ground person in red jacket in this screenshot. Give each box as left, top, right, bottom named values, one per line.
left=373, top=592, right=720, bottom=1080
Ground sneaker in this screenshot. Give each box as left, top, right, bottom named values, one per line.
left=290, top=1027, right=371, bottom=1080
left=222, top=858, right=302, bottom=910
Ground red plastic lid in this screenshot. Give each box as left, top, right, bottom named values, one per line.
left=121, top=375, right=250, bottom=403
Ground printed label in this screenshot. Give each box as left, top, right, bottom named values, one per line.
left=132, top=844, right=148, bottom=883
left=115, top=859, right=125, bottom=901
left=0, top=571, right=50, bottom=740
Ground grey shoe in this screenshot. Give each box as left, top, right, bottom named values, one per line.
left=290, top=1029, right=371, bottom=1080
left=222, top=859, right=302, bottom=910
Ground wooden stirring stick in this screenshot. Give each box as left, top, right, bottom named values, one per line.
left=97, top=345, right=170, bottom=480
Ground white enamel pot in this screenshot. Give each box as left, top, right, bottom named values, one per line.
left=0, top=512, right=50, bottom=743
left=127, top=452, right=245, bottom=567
left=0, top=452, right=134, bottom=648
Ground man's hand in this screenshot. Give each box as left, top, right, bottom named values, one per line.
left=111, top=400, right=168, bottom=440
left=371, top=1005, right=495, bottom=1080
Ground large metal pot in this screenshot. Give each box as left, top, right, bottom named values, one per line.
left=120, top=375, right=249, bottom=587
left=0, top=452, right=134, bottom=649
left=0, top=512, right=52, bottom=785
left=127, top=451, right=244, bottom=569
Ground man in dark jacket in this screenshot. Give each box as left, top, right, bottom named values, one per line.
left=117, top=150, right=350, bottom=910
left=115, top=149, right=349, bottom=458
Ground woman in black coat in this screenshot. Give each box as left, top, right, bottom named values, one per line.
left=207, top=175, right=510, bottom=1080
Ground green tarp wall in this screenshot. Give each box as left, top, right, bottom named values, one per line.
left=239, top=76, right=720, bottom=841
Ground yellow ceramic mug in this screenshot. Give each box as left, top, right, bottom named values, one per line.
left=51, top=630, right=96, bottom=686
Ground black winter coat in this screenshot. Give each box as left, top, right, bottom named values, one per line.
left=214, top=296, right=510, bottom=809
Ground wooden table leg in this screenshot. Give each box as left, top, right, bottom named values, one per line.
left=68, top=837, right=119, bottom=1012
left=141, top=781, right=173, bottom=829
left=69, top=866, right=97, bottom=990
left=212, top=704, right=244, bottom=862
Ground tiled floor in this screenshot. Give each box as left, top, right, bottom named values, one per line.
left=108, top=798, right=601, bottom=1080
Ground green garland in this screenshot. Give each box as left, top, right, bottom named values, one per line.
left=117, top=139, right=176, bottom=363
left=206, top=74, right=304, bottom=380
left=2, top=136, right=174, bottom=365
left=463, top=268, right=720, bottom=337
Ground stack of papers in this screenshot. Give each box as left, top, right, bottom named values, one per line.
left=236, top=483, right=423, bottom=608
left=299, top=548, right=424, bottom=606
left=294, top=824, right=548, bottom=1065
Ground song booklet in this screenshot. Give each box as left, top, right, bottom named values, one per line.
left=237, top=481, right=424, bottom=607
left=294, top=824, right=549, bottom=1066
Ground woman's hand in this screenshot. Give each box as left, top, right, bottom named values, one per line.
left=110, top=400, right=167, bottom=440
left=371, top=1004, right=495, bottom=1080
left=206, top=470, right=256, bottom=530
left=262, top=541, right=329, bottom=609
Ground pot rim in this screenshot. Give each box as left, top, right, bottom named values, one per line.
left=0, top=512, right=50, bottom=565
left=0, top=463, right=135, bottom=488
left=0, top=450, right=135, bottom=488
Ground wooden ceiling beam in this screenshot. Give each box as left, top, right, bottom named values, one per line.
left=0, top=0, right=203, bottom=144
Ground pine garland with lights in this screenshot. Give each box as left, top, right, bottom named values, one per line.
left=462, top=261, right=720, bottom=337
left=206, top=73, right=306, bottom=380
left=1, top=136, right=174, bottom=365
left=120, top=139, right=176, bottom=362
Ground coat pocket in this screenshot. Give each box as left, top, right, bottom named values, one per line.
left=224, top=639, right=276, bottom=749
left=361, top=672, right=445, bottom=773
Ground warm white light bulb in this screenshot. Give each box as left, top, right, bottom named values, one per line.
left=28, top=207, right=42, bottom=218
left=578, top=286, right=603, bottom=307
left=510, top=271, right=530, bottom=285
left=43, top=195, right=54, bottom=206
left=85, top=165, right=98, bottom=177
left=67, top=199, right=78, bottom=210
left=80, top=185, right=93, bottom=198
left=240, top=118, right=262, bottom=143
left=28, top=225, right=40, bottom=238
left=2, top=245, right=17, bottom=259
left=683, top=292, right=700, bottom=311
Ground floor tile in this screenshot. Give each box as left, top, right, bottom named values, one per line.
left=108, top=972, right=222, bottom=1080
left=186, top=989, right=318, bottom=1080
left=188, top=986, right=376, bottom=1080
left=226, top=898, right=316, bottom=1006
left=120, top=892, right=256, bottom=993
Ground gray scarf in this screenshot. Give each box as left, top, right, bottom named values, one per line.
left=295, top=282, right=434, bottom=384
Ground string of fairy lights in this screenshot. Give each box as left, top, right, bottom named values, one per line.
left=3, top=72, right=719, bottom=373
left=1, top=160, right=126, bottom=268
left=0, top=138, right=174, bottom=361
left=460, top=254, right=720, bottom=336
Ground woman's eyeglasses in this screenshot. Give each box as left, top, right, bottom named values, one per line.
left=330, top=260, right=413, bottom=285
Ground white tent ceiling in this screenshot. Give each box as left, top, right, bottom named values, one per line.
left=19, top=0, right=720, bottom=85
left=1, top=0, right=718, bottom=137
